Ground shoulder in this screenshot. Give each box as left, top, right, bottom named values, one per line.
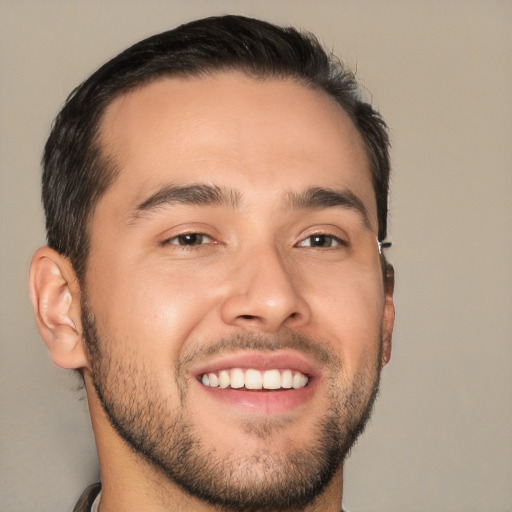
left=72, top=483, right=102, bottom=512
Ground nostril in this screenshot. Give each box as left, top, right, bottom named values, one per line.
left=238, top=312, right=298, bottom=323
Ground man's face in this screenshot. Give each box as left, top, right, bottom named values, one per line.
left=82, top=73, right=393, bottom=510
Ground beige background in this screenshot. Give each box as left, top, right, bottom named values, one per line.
left=1, top=1, right=511, bottom=511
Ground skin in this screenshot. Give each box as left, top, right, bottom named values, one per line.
left=30, top=72, right=394, bottom=512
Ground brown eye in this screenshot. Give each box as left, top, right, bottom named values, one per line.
left=298, top=234, right=344, bottom=248
left=167, top=233, right=213, bottom=246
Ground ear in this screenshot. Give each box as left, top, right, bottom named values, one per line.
left=381, top=261, right=395, bottom=368
left=29, top=247, right=88, bottom=369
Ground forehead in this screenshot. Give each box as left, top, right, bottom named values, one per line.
left=97, top=72, right=376, bottom=226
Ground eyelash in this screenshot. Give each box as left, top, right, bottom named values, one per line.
left=295, top=233, right=348, bottom=249
left=161, top=232, right=215, bottom=248
left=161, top=231, right=348, bottom=250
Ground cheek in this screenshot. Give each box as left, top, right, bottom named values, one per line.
left=309, top=269, right=384, bottom=372
left=85, top=258, right=222, bottom=364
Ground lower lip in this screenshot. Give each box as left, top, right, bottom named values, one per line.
left=195, top=379, right=318, bottom=415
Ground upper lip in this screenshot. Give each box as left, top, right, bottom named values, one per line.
left=191, top=350, right=321, bottom=380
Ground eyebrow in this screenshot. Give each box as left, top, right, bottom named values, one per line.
left=130, top=183, right=370, bottom=228
left=285, top=187, right=371, bottom=228
left=131, top=183, right=241, bottom=221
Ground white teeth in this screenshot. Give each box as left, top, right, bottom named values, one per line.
left=219, top=370, right=230, bottom=389
left=281, top=369, right=293, bottom=389
left=208, top=373, right=219, bottom=387
left=200, top=368, right=309, bottom=390
left=245, top=369, right=263, bottom=389
left=230, top=368, right=245, bottom=389
left=263, top=369, right=281, bottom=390
left=291, top=372, right=308, bottom=389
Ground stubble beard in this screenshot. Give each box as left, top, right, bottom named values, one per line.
left=81, top=299, right=382, bottom=512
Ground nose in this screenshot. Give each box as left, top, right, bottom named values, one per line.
left=220, top=246, right=311, bottom=333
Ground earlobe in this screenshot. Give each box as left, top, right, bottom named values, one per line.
left=29, top=247, right=88, bottom=369
left=381, top=261, right=395, bottom=367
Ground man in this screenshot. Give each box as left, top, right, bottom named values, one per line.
left=29, top=15, right=394, bottom=512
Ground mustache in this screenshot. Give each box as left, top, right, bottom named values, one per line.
left=175, top=329, right=340, bottom=375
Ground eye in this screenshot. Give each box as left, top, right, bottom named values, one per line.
left=297, top=234, right=346, bottom=248
left=165, top=233, right=214, bottom=246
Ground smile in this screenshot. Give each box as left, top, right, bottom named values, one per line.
left=199, top=368, right=309, bottom=390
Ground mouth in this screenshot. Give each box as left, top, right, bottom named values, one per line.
left=191, top=351, right=319, bottom=414
left=199, top=368, right=309, bottom=391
